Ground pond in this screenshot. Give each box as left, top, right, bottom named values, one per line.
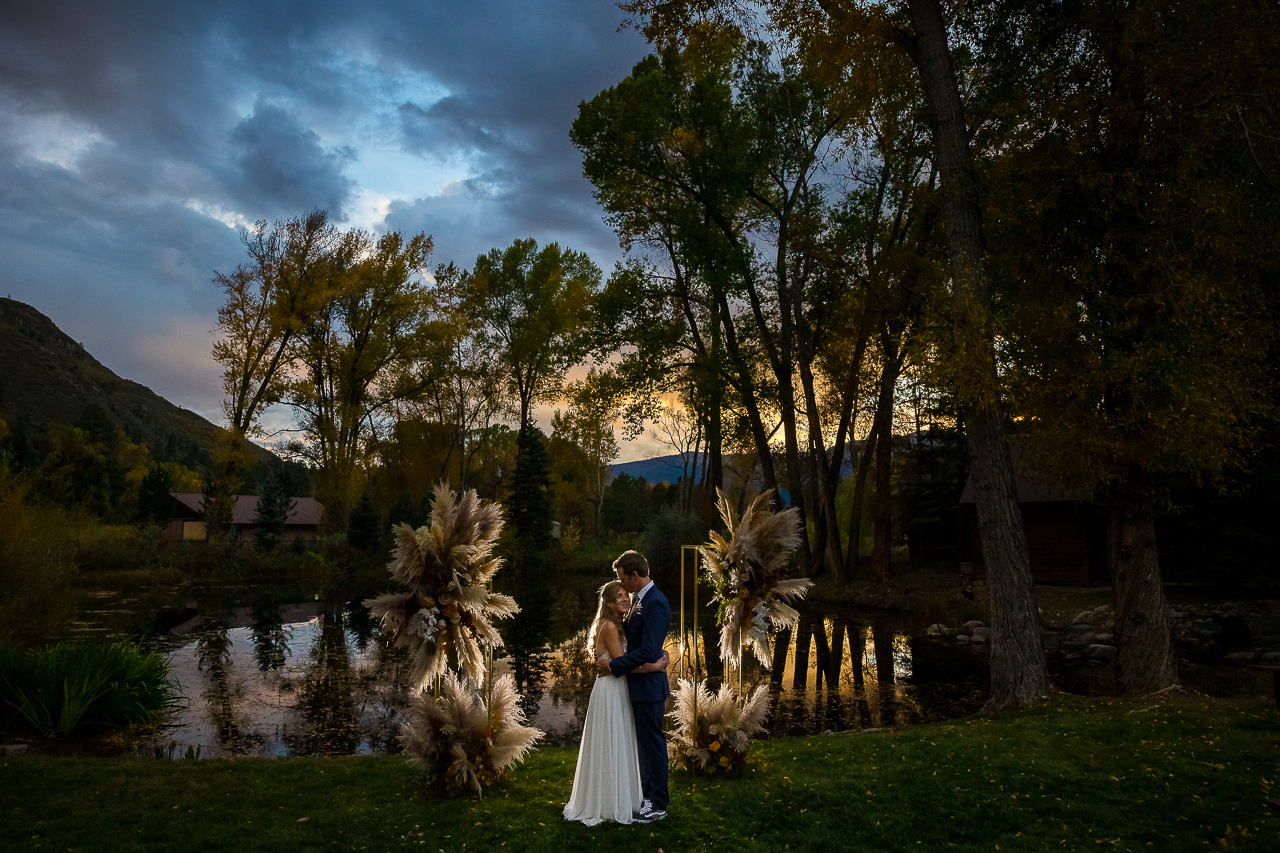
left=63, top=570, right=990, bottom=759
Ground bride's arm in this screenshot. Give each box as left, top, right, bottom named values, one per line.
left=635, top=649, right=670, bottom=674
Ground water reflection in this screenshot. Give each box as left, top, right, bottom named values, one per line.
left=69, top=581, right=988, bottom=758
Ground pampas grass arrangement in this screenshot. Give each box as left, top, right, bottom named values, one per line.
left=667, top=677, right=771, bottom=774
left=364, top=482, right=519, bottom=685
left=699, top=488, right=814, bottom=669
left=364, top=483, right=542, bottom=795
left=400, top=670, right=543, bottom=796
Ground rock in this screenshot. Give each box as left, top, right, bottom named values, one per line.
left=1063, top=652, right=1084, bottom=662
left=1072, top=610, right=1097, bottom=625
left=1065, top=622, right=1093, bottom=636
left=1094, top=605, right=1111, bottom=614
left=1076, top=633, right=1096, bottom=648
left=926, top=623, right=946, bottom=637
left=1, top=744, right=29, bottom=756
left=1169, top=610, right=1185, bottom=621
left=970, top=632, right=988, bottom=644
left=961, top=620, right=985, bottom=633
left=1094, top=633, right=1115, bottom=644
left=955, top=635, right=970, bottom=644
left=1061, top=640, right=1083, bottom=654
left=1041, top=631, right=1063, bottom=652
left=1223, top=651, right=1257, bottom=665
left=971, top=626, right=992, bottom=640
left=1261, top=651, right=1280, bottom=662
left=1086, top=644, right=1118, bottom=662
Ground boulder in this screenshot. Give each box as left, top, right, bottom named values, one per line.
left=1086, top=644, right=1118, bottom=662
left=955, top=635, right=970, bottom=644
left=1071, top=610, right=1097, bottom=625
left=1223, top=651, right=1257, bottom=665
left=961, top=620, right=985, bottom=634
left=1094, top=633, right=1115, bottom=644
left=1, top=744, right=28, bottom=756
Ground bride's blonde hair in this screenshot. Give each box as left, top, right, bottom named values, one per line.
left=587, top=579, right=626, bottom=654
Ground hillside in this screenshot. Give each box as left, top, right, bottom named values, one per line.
left=0, top=297, right=272, bottom=469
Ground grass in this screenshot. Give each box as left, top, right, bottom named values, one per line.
left=0, top=642, right=181, bottom=738
left=2, top=693, right=1278, bottom=852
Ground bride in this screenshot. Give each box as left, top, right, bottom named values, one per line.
left=563, top=580, right=669, bottom=825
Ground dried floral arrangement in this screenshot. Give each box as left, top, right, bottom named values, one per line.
left=400, top=670, right=542, bottom=796
left=699, top=488, right=814, bottom=668
left=364, top=483, right=542, bottom=795
left=364, top=482, right=519, bottom=685
left=667, top=678, right=771, bottom=774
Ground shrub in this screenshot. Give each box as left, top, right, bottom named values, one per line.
left=0, top=469, right=78, bottom=644
left=642, top=505, right=710, bottom=576
left=0, top=641, right=181, bottom=738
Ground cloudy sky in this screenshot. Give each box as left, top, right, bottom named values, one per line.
left=0, top=1, right=660, bottom=457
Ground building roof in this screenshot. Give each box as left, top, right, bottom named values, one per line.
left=171, top=493, right=324, bottom=526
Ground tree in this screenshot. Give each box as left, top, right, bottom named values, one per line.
left=137, top=464, right=174, bottom=525
left=402, top=261, right=515, bottom=492
left=974, top=0, right=1280, bottom=694
left=617, top=0, right=1049, bottom=708
left=507, top=424, right=554, bottom=557
left=211, top=210, right=343, bottom=530
left=602, top=472, right=655, bottom=535
left=347, top=490, right=383, bottom=554
left=460, top=240, right=601, bottom=431
left=283, top=229, right=436, bottom=528
left=253, top=472, right=292, bottom=552
left=552, top=368, right=628, bottom=539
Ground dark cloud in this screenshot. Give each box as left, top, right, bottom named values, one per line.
left=228, top=102, right=355, bottom=218
left=0, top=0, right=650, bottom=421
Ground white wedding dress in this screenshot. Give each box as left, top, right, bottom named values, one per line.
left=562, top=643, right=642, bottom=825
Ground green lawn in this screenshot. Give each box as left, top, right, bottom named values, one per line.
left=3, top=693, right=1278, bottom=852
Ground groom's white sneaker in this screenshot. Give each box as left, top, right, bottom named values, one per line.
left=635, top=801, right=666, bottom=823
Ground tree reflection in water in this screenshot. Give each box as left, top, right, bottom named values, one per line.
left=290, top=605, right=358, bottom=754
left=76, top=584, right=989, bottom=757
left=250, top=603, right=289, bottom=672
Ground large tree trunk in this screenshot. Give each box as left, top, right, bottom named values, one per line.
left=1109, top=491, right=1178, bottom=695
left=870, top=336, right=904, bottom=583
left=907, top=0, right=1049, bottom=709
left=843, top=427, right=878, bottom=578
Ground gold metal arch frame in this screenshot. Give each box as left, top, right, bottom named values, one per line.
left=679, top=545, right=701, bottom=680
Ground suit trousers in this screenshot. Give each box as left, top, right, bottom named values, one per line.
left=632, top=699, right=668, bottom=811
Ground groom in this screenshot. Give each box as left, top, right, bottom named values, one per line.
left=596, top=549, right=670, bottom=822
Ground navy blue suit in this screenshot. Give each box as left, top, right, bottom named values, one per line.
left=608, top=582, right=670, bottom=811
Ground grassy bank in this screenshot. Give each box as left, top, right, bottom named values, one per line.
left=3, top=693, right=1278, bottom=852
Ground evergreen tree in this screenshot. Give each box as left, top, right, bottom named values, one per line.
left=137, top=464, right=174, bottom=524
left=347, top=490, right=383, bottom=553
left=253, top=472, right=291, bottom=552
left=508, top=424, right=553, bottom=554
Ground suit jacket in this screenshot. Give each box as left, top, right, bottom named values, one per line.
left=608, top=582, right=671, bottom=703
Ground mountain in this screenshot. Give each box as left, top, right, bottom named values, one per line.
left=609, top=453, right=706, bottom=485
left=0, top=297, right=272, bottom=469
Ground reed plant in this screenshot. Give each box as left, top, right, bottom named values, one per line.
left=0, top=641, right=181, bottom=738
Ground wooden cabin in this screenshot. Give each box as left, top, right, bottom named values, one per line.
left=164, top=492, right=324, bottom=547
left=959, top=464, right=1107, bottom=586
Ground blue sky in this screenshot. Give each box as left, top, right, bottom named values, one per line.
left=0, top=0, right=656, bottom=456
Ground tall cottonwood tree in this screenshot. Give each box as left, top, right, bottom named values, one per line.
left=211, top=210, right=344, bottom=529
left=459, top=240, right=601, bottom=432
left=284, top=230, right=436, bottom=528
left=974, top=0, right=1280, bottom=695
left=618, top=0, right=1049, bottom=708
